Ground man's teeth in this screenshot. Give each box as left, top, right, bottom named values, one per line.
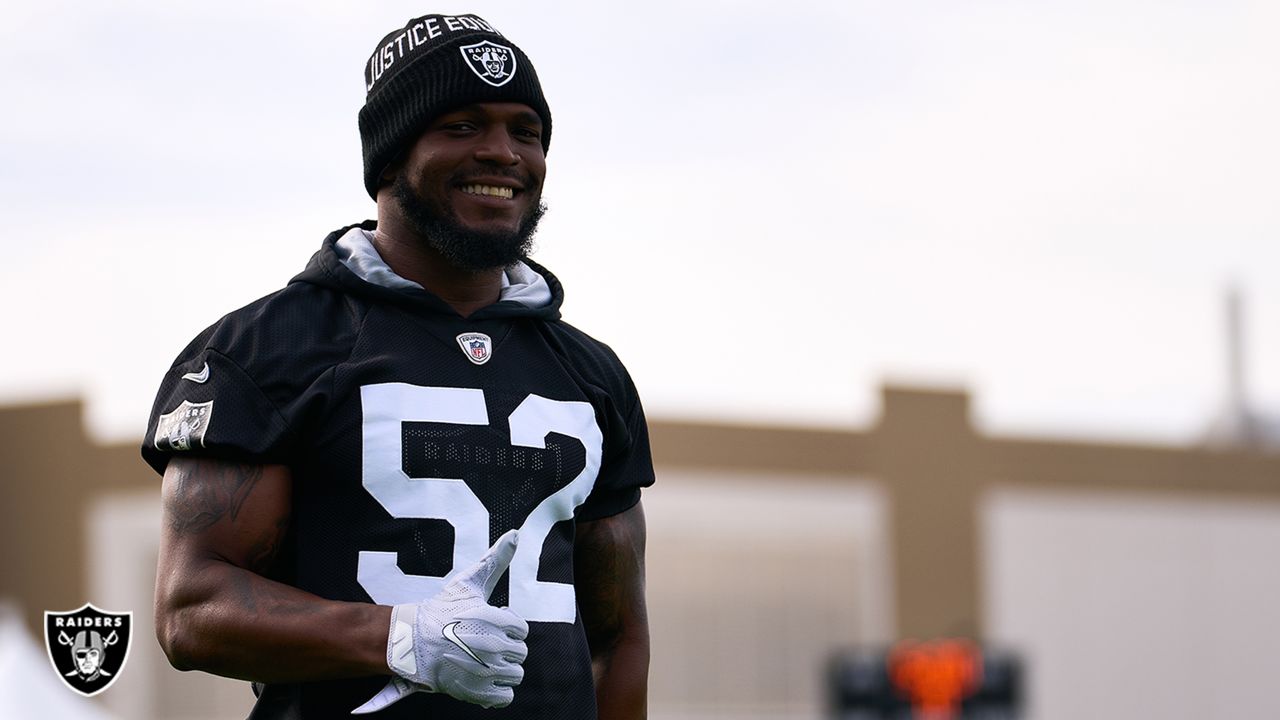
left=461, top=184, right=514, bottom=199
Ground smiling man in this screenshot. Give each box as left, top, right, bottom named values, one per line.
left=142, top=13, right=653, bottom=720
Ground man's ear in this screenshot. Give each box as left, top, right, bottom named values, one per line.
left=374, top=158, right=402, bottom=204
left=380, top=159, right=401, bottom=186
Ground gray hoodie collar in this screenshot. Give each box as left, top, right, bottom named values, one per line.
left=333, top=226, right=553, bottom=308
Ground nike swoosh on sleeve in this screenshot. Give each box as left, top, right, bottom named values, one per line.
left=442, top=622, right=489, bottom=668
left=181, top=362, right=210, bottom=383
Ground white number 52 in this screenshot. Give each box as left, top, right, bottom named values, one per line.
left=356, top=383, right=603, bottom=624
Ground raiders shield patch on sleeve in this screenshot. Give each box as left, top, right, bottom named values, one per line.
left=154, top=400, right=213, bottom=451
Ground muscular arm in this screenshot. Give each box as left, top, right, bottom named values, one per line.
left=574, top=501, right=649, bottom=720
left=155, top=456, right=390, bottom=682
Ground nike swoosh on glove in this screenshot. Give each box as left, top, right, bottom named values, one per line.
left=352, top=530, right=530, bottom=714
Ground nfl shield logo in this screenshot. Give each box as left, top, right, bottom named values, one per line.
left=44, top=603, right=133, bottom=697
left=456, top=332, right=494, bottom=365
left=459, top=40, right=518, bottom=87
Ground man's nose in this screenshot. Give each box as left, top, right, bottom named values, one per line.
left=473, top=130, right=520, bottom=165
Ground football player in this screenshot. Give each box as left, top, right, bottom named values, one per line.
left=143, top=13, right=652, bottom=719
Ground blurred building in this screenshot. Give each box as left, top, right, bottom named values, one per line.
left=2, top=386, right=1279, bottom=720
left=1203, top=287, right=1280, bottom=451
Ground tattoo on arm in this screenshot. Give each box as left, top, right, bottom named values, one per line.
left=245, top=516, right=290, bottom=575
left=226, top=513, right=317, bottom=617
left=228, top=566, right=318, bottom=618
left=165, top=462, right=264, bottom=534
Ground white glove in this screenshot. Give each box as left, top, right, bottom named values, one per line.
left=352, top=530, right=530, bottom=714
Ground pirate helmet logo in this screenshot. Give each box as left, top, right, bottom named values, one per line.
left=459, top=40, right=517, bottom=87
left=44, top=603, right=133, bottom=697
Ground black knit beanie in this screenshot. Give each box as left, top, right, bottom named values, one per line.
left=358, top=14, right=552, bottom=199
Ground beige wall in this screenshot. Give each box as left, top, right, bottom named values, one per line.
left=1, top=402, right=148, bottom=639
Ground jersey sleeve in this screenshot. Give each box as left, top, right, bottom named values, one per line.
left=141, top=340, right=294, bottom=475
left=140, top=286, right=356, bottom=475
left=576, top=362, right=655, bottom=521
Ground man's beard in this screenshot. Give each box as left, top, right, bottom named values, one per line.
left=392, top=174, right=547, bottom=272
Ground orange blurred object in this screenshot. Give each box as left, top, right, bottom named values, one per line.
left=888, top=638, right=983, bottom=720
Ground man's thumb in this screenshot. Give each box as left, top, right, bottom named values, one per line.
left=455, top=529, right=519, bottom=599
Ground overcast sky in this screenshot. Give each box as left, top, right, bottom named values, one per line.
left=2, top=0, right=1277, bottom=445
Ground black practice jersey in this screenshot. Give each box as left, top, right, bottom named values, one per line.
left=142, top=221, right=655, bottom=719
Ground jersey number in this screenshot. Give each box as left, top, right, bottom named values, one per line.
left=356, top=383, right=603, bottom=623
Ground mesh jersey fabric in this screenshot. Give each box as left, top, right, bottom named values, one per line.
left=141, top=220, right=655, bottom=719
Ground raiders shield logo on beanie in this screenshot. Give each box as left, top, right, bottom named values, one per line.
left=459, top=40, right=517, bottom=87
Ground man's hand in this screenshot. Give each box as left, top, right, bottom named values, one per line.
left=353, top=530, right=529, bottom=714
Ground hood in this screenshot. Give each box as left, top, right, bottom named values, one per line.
left=289, top=220, right=564, bottom=321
